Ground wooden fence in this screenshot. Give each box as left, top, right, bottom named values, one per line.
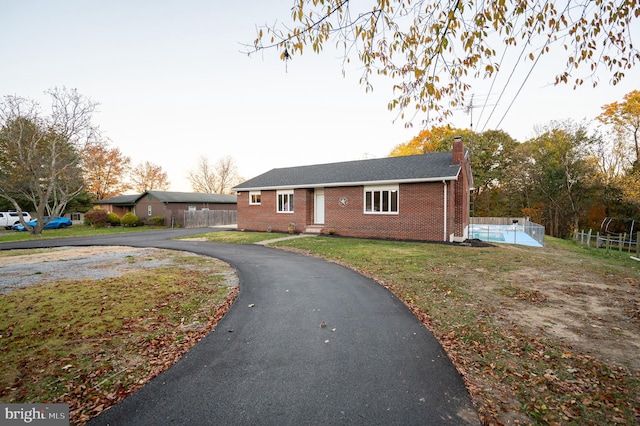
left=183, top=210, right=237, bottom=229
left=573, top=229, right=640, bottom=257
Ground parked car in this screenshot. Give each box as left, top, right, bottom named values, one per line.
left=0, top=211, right=32, bottom=230
left=13, top=216, right=72, bottom=231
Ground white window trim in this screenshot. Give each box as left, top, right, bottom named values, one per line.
left=188, top=205, right=197, bottom=211
left=249, top=191, right=262, bottom=205
left=147, top=205, right=152, bottom=216
left=277, top=190, right=294, bottom=213
left=364, top=185, right=399, bottom=214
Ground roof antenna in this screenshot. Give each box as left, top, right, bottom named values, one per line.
left=282, top=48, right=291, bottom=73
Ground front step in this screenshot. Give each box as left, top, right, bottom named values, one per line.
left=304, top=224, right=325, bottom=235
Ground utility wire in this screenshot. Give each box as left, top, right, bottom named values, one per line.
left=478, top=52, right=526, bottom=131
left=476, top=40, right=510, bottom=131
left=494, top=37, right=551, bottom=130
left=494, top=0, right=573, bottom=131
left=478, top=17, right=534, bottom=133
left=479, top=0, right=552, bottom=132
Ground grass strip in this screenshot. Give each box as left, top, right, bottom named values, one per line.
left=0, top=224, right=163, bottom=243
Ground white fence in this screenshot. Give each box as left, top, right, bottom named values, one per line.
left=183, top=210, right=237, bottom=228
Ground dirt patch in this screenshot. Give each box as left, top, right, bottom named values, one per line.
left=0, top=246, right=199, bottom=294
left=467, top=248, right=640, bottom=373
left=0, top=246, right=136, bottom=266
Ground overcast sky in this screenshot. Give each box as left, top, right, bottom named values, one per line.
left=2, top=1, right=638, bottom=192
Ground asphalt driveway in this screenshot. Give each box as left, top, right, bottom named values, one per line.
left=0, top=229, right=479, bottom=425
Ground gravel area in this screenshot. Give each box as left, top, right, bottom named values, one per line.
left=0, top=246, right=177, bottom=294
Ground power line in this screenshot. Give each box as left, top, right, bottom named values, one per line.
left=480, top=0, right=577, bottom=133
left=475, top=39, right=510, bottom=131
left=478, top=32, right=531, bottom=133
left=494, top=38, right=550, bottom=130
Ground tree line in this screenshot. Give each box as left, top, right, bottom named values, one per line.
left=390, top=90, right=640, bottom=238
left=0, top=88, right=242, bottom=235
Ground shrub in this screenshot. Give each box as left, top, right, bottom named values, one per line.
left=84, top=209, right=108, bottom=228
left=149, top=215, right=165, bottom=226
left=121, top=212, right=141, bottom=227
left=107, top=212, right=121, bottom=226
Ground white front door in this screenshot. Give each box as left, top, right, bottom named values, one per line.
left=314, top=189, right=325, bottom=224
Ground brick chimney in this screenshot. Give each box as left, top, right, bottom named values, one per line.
left=452, top=136, right=464, bottom=165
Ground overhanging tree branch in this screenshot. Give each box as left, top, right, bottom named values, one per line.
left=244, top=0, right=640, bottom=122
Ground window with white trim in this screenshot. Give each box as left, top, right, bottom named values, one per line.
left=364, top=185, right=398, bottom=214
left=249, top=191, right=261, bottom=205
left=188, top=205, right=196, bottom=211
left=277, top=190, right=294, bottom=213
left=147, top=205, right=152, bottom=216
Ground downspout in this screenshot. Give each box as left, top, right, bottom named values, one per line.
left=443, top=181, right=448, bottom=242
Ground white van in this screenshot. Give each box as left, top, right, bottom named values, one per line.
left=0, top=211, right=32, bottom=229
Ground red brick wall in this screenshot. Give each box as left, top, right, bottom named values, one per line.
left=453, top=171, right=469, bottom=237
left=238, top=183, right=453, bottom=241
left=450, top=137, right=471, bottom=240
left=452, top=151, right=471, bottom=239
left=135, top=197, right=166, bottom=219
left=322, top=184, right=446, bottom=241
left=95, top=204, right=132, bottom=217
left=237, top=189, right=312, bottom=233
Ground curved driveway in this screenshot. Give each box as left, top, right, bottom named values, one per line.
left=0, top=229, right=479, bottom=425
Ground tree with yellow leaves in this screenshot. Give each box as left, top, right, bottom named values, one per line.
left=389, top=126, right=465, bottom=155
left=130, top=161, right=170, bottom=193
left=598, top=90, right=640, bottom=171
left=82, top=142, right=131, bottom=200
left=249, top=0, right=639, bottom=121
left=390, top=126, right=517, bottom=216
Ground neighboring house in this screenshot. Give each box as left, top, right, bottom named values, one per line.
left=63, top=212, right=86, bottom=225
left=94, top=191, right=237, bottom=228
left=93, top=194, right=139, bottom=217
left=233, top=137, right=474, bottom=242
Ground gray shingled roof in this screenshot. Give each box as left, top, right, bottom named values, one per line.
left=233, top=153, right=461, bottom=191
left=95, top=191, right=237, bottom=204
left=94, top=194, right=139, bottom=205
left=145, top=191, right=237, bottom=204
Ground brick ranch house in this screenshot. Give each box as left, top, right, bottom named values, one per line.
left=233, top=137, right=474, bottom=242
left=94, top=190, right=237, bottom=228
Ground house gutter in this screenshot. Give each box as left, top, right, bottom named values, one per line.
left=443, top=180, right=448, bottom=242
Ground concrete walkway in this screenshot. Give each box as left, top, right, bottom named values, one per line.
left=253, top=233, right=317, bottom=245
left=1, top=228, right=480, bottom=425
